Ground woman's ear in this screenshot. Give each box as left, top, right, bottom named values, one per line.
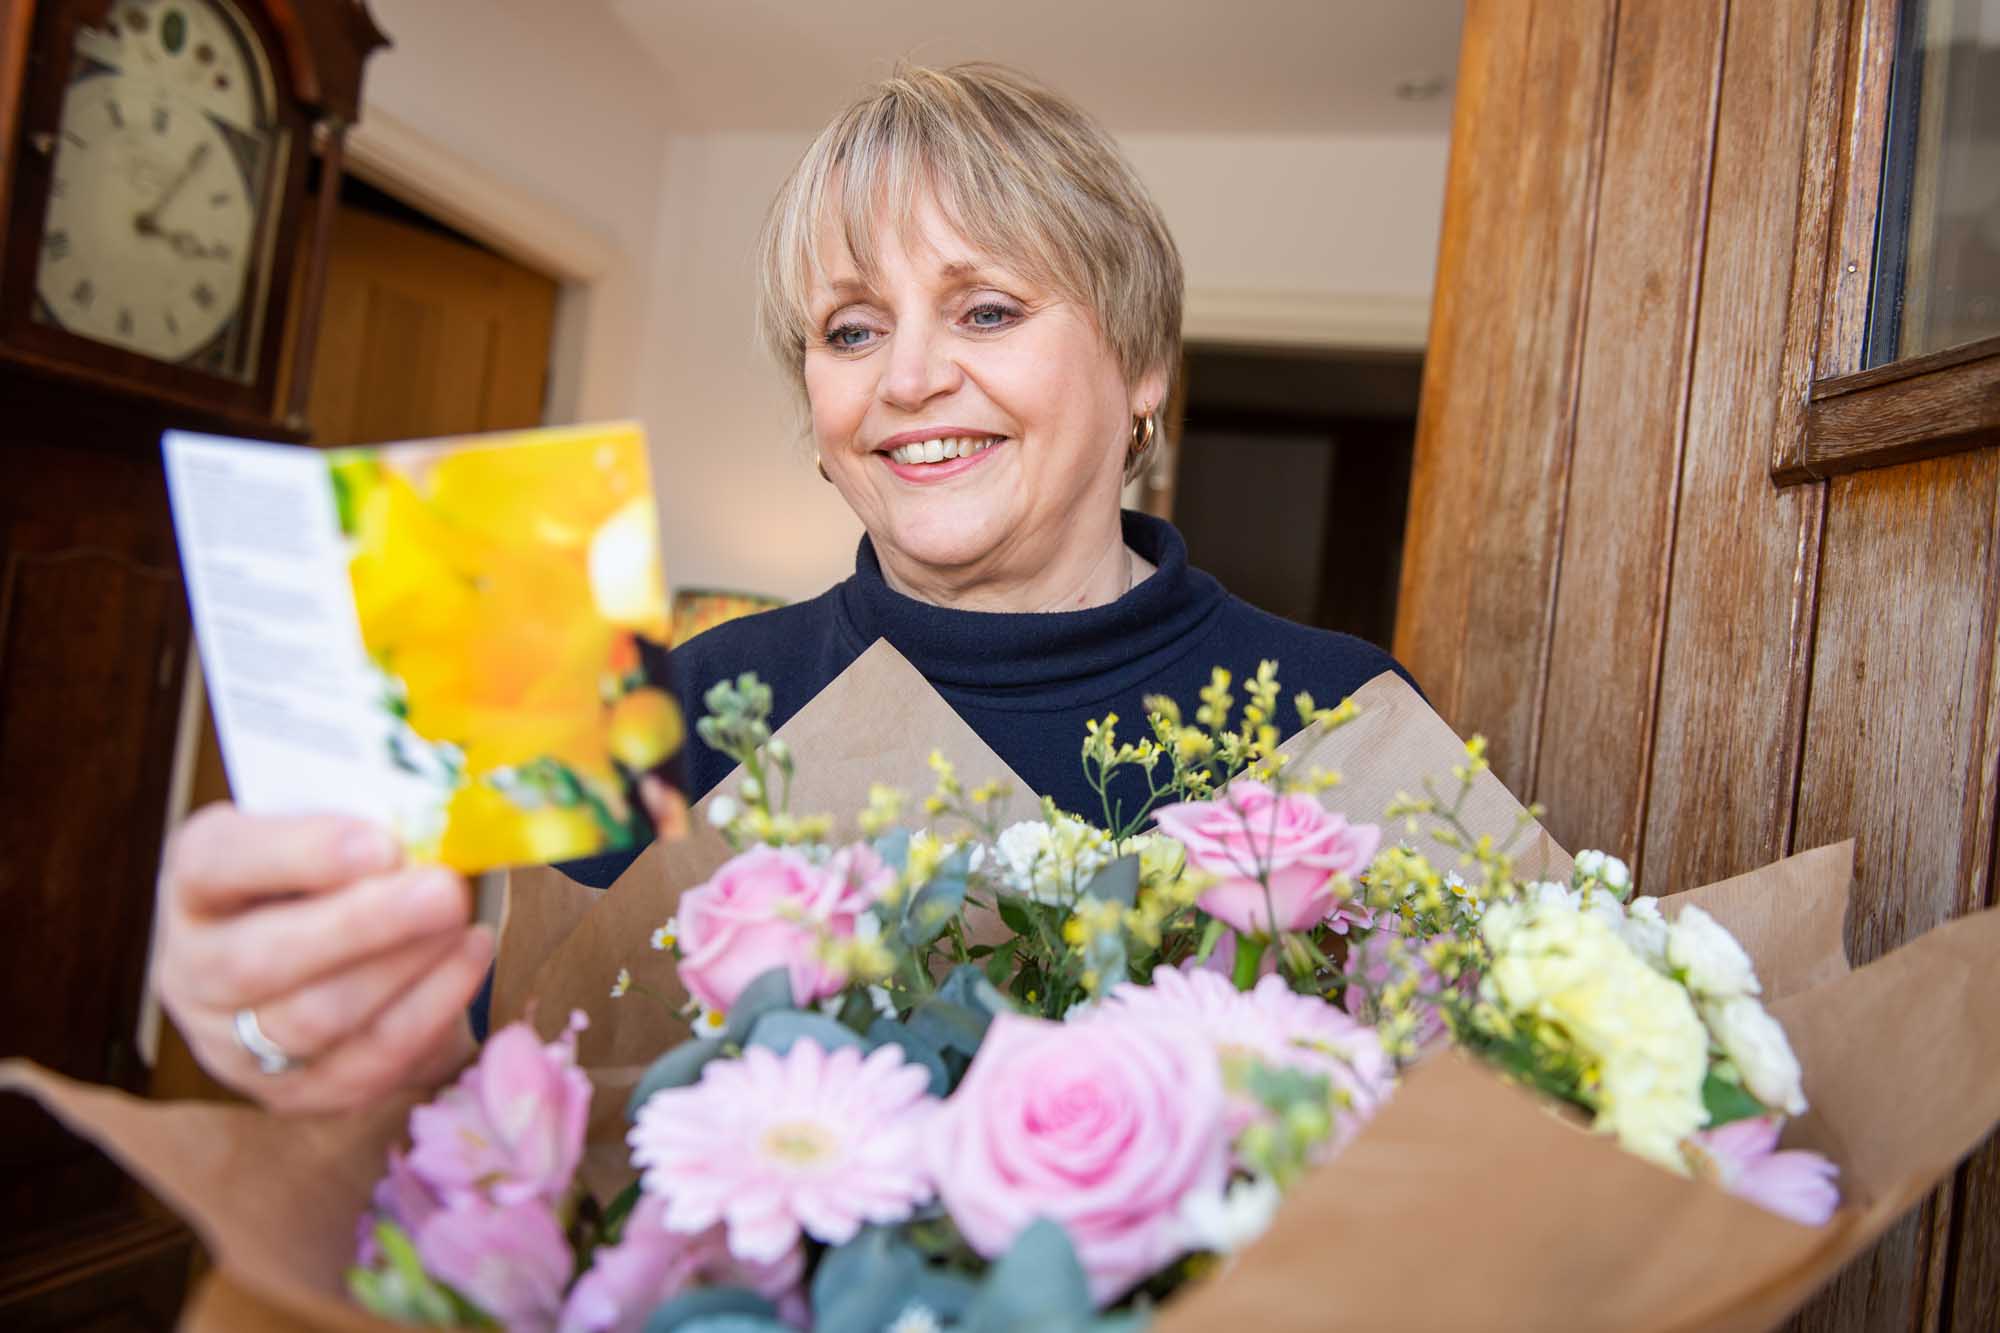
left=1131, top=365, right=1169, bottom=418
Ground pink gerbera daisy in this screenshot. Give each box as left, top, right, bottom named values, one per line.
left=627, top=1040, right=936, bottom=1263
left=1098, top=965, right=1394, bottom=1150
left=1685, top=1115, right=1841, bottom=1226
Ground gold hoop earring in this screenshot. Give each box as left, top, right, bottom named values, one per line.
left=816, top=454, right=832, bottom=483
left=1129, top=410, right=1158, bottom=464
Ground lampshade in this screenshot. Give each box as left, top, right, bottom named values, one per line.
left=669, top=587, right=787, bottom=647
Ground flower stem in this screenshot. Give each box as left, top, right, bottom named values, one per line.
left=1232, top=933, right=1268, bottom=991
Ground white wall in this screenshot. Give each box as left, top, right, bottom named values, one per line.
left=358, top=0, right=673, bottom=424
left=639, top=130, right=1451, bottom=602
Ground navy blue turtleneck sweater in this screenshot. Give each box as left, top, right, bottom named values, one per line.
left=560, top=511, right=1415, bottom=889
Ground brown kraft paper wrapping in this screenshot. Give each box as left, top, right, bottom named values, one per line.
left=5, top=643, right=1997, bottom=1331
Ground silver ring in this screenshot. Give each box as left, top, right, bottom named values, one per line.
left=233, top=1007, right=305, bottom=1076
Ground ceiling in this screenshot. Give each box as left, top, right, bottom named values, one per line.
left=605, top=0, right=1465, bottom=134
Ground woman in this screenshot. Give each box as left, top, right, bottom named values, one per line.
left=156, top=63, right=1413, bottom=1112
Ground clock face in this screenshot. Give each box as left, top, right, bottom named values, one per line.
left=31, top=1, right=281, bottom=376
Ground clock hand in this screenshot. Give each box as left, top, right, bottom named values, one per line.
left=162, top=228, right=229, bottom=261
left=133, top=141, right=212, bottom=235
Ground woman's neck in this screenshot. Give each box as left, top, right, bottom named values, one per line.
left=876, top=518, right=1156, bottom=613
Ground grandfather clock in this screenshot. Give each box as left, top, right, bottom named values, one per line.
left=0, top=1, right=386, bottom=1324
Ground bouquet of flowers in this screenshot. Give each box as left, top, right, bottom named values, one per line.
left=344, top=660, right=1837, bottom=1331
left=7, top=642, right=1999, bottom=1332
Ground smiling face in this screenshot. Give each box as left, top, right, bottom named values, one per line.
left=804, top=193, right=1165, bottom=607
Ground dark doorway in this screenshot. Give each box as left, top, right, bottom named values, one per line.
left=1164, top=347, right=1421, bottom=651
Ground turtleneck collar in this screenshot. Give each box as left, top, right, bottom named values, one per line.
left=831, top=510, right=1229, bottom=709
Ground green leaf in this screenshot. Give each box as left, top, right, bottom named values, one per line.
left=1080, top=854, right=1141, bottom=908
left=961, top=1219, right=1095, bottom=1332
left=627, top=1039, right=725, bottom=1121
left=599, top=1179, right=643, bottom=1244
left=906, top=999, right=990, bottom=1059
left=866, top=1017, right=952, bottom=1096
left=997, top=897, right=1038, bottom=936
left=721, top=967, right=798, bottom=1045
left=903, top=870, right=967, bottom=950
left=874, top=827, right=913, bottom=872
left=983, top=945, right=1016, bottom=989
left=812, top=1229, right=975, bottom=1333
left=1702, top=1068, right=1768, bottom=1127
left=837, top=986, right=883, bottom=1031
left=643, top=1286, right=781, bottom=1333
left=746, top=1009, right=868, bottom=1057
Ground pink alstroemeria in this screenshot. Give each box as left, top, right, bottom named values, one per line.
left=1686, top=1116, right=1840, bottom=1226
left=559, top=1197, right=808, bottom=1333
left=406, top=1012, right=592, bottom=1208
left=415, top=1195, right=573, bottom=1333
left=1151, top=781, right=1378, bottom=938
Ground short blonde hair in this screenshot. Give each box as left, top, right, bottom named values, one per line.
left=758, top=63, right=1183, bottom=410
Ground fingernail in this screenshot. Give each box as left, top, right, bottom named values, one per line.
left=339, top=825, right=399, bottom=875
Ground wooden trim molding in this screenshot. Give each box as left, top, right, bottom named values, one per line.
left=1181, top=289, right=1429, bottom=353
left=344, top=106, right=617, bottom=283
left=1796, top=335, right=2000, bottom=478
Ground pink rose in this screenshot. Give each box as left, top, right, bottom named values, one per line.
left=559, top=1198, right=807, bottom=1333
left=415, top=1195, right=572, bottom=1332
left=1686, top=1116, right=1841, bottom=1226
left=927, top=1013, right=1230, bottom=1305
left=406, top=1013, right=591, bottom=1208
left=1152, top=781, right=1378, bottom=938
left=676, top=845, right=881, bottom=1013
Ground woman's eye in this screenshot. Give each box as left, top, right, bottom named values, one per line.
left=965, top=302, right=1017, bottom=330
left=826, top=323, right=875, bottom=349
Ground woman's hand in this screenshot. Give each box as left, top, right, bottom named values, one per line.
left=155, top=804, right=493, bottom=1114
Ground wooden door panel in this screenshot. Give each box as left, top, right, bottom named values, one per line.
left=1638, top=0, right=1824, bottom=896
left=1395, top=0, right=1616, bottom=788
left=1786, top=453, right=2000, bottom=1332
left=1533, top=0, right=1727, bottom=867
left=305, top=206, right=557, bottom=447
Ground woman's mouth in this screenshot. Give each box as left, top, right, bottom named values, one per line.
left=878, top=434, right=1008, bottom=482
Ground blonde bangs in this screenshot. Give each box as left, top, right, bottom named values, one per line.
left=758, top=63, right=1182, bottom=408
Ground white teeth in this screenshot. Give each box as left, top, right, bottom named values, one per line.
left=888, top=436, right=1001, bottom=465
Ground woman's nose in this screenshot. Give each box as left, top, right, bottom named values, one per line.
left=878, top=319, right=962, bottom=411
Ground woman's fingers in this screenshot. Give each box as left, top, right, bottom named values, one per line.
left=239, top=926, right=471, bottom=1063
left=259, top=926, right=493, bottom=1115
left=640, top=774, right=690, bottom=842
left=168, top=803, right=401, bottom=916
left=175, top=864, right=470, bottom=1012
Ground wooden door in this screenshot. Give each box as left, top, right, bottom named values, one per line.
left=302, top=203, right=559, bottom=446
left=1401, top=1, right=2000, bottom=1329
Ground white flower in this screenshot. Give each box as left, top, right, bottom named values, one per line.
left=611, top=967, right=632, bottom=998
left=1528, top=879, right=1625, bottom=934
left=706, top=795, right=740, bottom=827
left=692, top=1004, right=728, bottom=1038
left=1705, top=995, right=1807, bottom=1115
left=650, top=916, right=679, bottom=952
left=885, top=1305, right=943, bottom=1333
left=1178, top=1175, right=1283, bottom=1254
left=1574, top=849, right=1632, bottom=894
left=1620, top=896, right=1670, bottom=970
left=1668, top=904, right=1761, bottom=999
left=1481, top=903, right=1709, bottom=1169
left=992, top=815, right=1112, bottom=903
left=1126, top=831, right=1188, bottom=885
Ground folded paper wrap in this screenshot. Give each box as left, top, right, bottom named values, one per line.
left=5, top=641, right=1996, bottom=1331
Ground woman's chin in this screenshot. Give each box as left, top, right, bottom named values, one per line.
left=873, top=501, right=1020, bottom=580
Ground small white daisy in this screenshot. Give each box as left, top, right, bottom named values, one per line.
left=611, top=967, right=632, bottom=999
left=650, top=917, right=679, bottom=951
left=692, top=1004, right=728, bottom=1038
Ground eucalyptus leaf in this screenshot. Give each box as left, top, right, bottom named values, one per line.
left=902, top=870, right=968, bottom=950
left=906, top=998, right=991, bottom=1059
left=934, top=962, right=1013, bottom=1017
left=1080, top=854, right=1141, bottom=908
left=745, top=1009, right=868, bottom=1057
left=812, top=1229, right=975, bottom=1333
left=961, top=1218, right=1096, bottom=1332
left=721, top=967, right=799, bottom=1045
left=627, top=1039, right=725, bottom=1121
left=866, top=1017, right=952, bottom=1096
left=873, top=826, right=913, bottom=872
left=642, top=1286, right=779, bottom=1333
